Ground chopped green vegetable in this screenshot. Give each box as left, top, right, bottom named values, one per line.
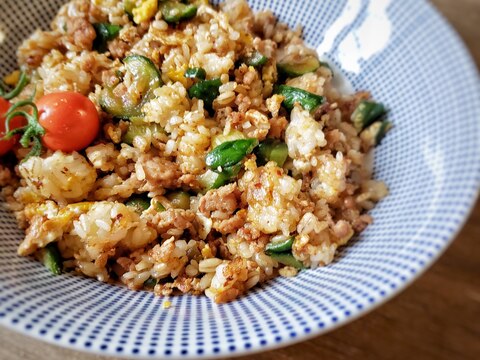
left=198, top=169, right=231, bottom=190
left=126, top=195, right=151, bottom=213
left=166, top=191, right=191, bottom=210
left=184, top=67, right=206, bottom=80
left=155, top=200, right=166, bottom=212
left=144, top=277, right=157, bottom=288
left=220, top=162, right=243, bottom=178
left=206, top=138, right=259, bottom=170
left=100, top=55, right=162, bottom=119
left=160, top=1, right=197, bottom=23
left=277, top=55, right=320, bottom=77
left=268, top=252, right=304, bottom=269
left=124, top=54, right=162, bottom=92
left=265, top=236, right=294, bottom=254
left=198, top=162, right=242, bottom=191
left=361, top=120, right=392, bottom=147
left=255, top=139, right=288, bottom=167
left=351, top=100, right=387, bottom=132
left=93, top=23, right=122, bottom=53
left=122, top=123, right=165, bottom=145
left=275, top=85, right=324, bottom=112
left=243, top=51, right=268, bottom=67
left=375, top=120, right=392, bottom=145
left=42, top=243, right=62, bottom=275
left=187, top=78, right=222, bottom=111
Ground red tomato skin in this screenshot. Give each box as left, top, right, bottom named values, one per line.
left=36, top=92, right=100, bottom=152
left=0, top=98, right=27, bottom=156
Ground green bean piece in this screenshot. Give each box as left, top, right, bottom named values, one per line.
left=161, top=1, right=197, bottom=23
left=187, top=78, right=222, bottom=111
left=351, top=100, right=387, bottom=132
left=122, top=123, right=165, bottom=145
left=125, top=195, right=151, bottom=213
left=184, top=67, right=206, bottom=80
left=93, top=23, right=122, bottom=53
left=277, top=55, right=320, bottom=77
left=166, top=191, right=191, bottom=210
left=255, top=139, right=288, bottom=167
left=206, top=138, right=259, bottom=170
left=143, top=277, right=158, bottom=288
left=221, top=162, right=242, bottom=178
left=275, top=85, right=324, bottom=112
left=265, top=236, right=294, bottom=254
left=42, top=243, right=62, bottom=275
left=243, top=51, right=268, bottom=67
left=268, top=252, right=304, bottom=269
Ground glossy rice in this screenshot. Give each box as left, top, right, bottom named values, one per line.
left=0, top=0, right=389, bottom=303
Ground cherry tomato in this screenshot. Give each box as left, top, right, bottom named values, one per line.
left=0, top=98, right=27, bottom=156
left=37, top=92, right=100, bottom=152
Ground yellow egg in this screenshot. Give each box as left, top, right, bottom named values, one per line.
left=132, top=0, right=158, bottom=24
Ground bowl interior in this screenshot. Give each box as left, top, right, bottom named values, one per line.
left=1, top=0, right=479, bottom=358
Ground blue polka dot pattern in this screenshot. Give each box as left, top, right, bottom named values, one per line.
left=1, top=0, right=479, bottom=358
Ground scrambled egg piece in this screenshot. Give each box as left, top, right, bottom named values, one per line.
left=3, top=70, right=20, bottom=86
left=133, top=0, right=158, bottom=24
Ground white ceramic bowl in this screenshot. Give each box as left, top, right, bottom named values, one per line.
left=1, top=0, right=479, bottom=358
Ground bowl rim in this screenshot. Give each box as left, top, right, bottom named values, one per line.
left=0, top=0, right=480, bottom=358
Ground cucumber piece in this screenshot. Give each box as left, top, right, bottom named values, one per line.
left=269, top=252, right=304, bottom=269
left=275, top=85, right=324, bottom=112
left=375, top=120, right=392, bottom=145
left=361, top=120, right=393, bottom=147
left=93, top=23, right=121, bottom=53
left=187, top=78, right=222, bottom=111
left=42, top=243, right=62, bottom=275
left=184, top=67, right=206, bottom=80
left=124, top=55, right=162, bottom=93
left=265, top=236, right=294, bottom=254
left=198, top=162, right=242, bottom=191
left=100, top=87, right=139, bottom=119
left=206, top=138, right=259, bottom=170
left=198, top=169, right=231, bottom=190
left=351, top=100, right=387, bottom=132
left=277, top=55, right=320, bottom=77
left=122, top=123, right=165, bottom=145
left=125, top=195, right=151, bottom=213
left=100, top=55, right=162, bottom=119
left=166, top=191, right=191, bottom=210
left=160, top=1, right=197, bottom=23
left=255, top=139, right=288, bottom=167
left=243, top=51, right=268, bottom=67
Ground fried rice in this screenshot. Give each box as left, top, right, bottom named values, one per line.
left=0, top=0, right=390, bottom=303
